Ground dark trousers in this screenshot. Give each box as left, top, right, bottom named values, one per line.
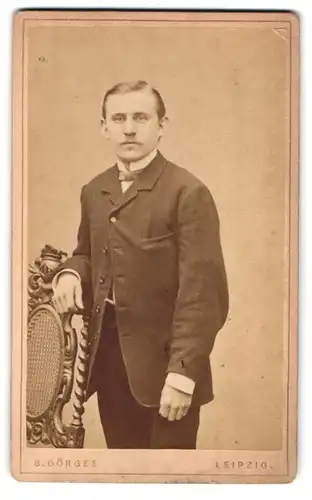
left=91, top=304, right=200, bottom=449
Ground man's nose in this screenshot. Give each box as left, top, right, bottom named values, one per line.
left=123, top=117, right=136, bottom=134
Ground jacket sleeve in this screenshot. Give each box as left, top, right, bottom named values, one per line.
left=167, top=183, right=229, bottom=383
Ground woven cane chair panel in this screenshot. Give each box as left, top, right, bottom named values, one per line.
left=27, top=305, right=64, bottom=419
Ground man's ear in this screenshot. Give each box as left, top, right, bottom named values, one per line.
left=158, top=116, right=169, bottom=138
left=101, top=118, right=109, bottom=139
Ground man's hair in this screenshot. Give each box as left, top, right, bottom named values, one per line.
left=101, top=80, right=167, bottom=121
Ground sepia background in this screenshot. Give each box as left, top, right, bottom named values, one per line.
left=26, top=23, right=290, bottom=450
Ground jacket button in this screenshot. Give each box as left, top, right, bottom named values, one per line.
left=110, top=216, right=117, bottom=223
left=102, top=247, right=108, bottom=254
left=99, top=276, right=105, bottom=284
left=95, top=306, right=100, bottom=313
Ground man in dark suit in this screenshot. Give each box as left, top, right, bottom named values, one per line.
left=52, top=80, right=229, bottom=449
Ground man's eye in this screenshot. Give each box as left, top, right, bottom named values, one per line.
left=134, top=114, right=148, bottom=122
left=113, top=116, right=125, bottom=123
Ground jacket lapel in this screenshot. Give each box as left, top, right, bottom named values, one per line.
left=136, top=151, right=167, bottom=192
left=100, top=151, right=168, bottom=213
left=100, top=164, right=122, bottom=206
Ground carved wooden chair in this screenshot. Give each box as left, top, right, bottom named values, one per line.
left=26, top=245, right=90, bottom=448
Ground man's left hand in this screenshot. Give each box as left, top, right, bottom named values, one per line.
left=159, top=383, right=192, bottom=421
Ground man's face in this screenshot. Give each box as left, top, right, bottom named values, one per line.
left=102, top=89, right=166, bottom=163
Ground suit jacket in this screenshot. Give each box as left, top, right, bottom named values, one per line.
left=59, top=151, right=229, bottom=406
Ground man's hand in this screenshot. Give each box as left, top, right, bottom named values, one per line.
left=159, top=383, right=192, bottom=421
left=52, top=272, right=84, bottom=314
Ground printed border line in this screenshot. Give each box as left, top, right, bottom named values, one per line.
left=20, top=15, right=25, bottom=474
left=286, top=18, right=292, bottom=478
left=19, top=16, right=294, bottom=477
left=18, top=471, right=290, bottom=477
left=22, top=19, right=289, bottom=22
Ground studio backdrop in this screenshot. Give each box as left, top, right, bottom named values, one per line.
left=27, top=22, right=289, bottom=450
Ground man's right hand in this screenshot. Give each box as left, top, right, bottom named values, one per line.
left=52, top=272, right=84, bottom=314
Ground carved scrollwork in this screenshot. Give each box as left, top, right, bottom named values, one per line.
left=28, top=244, right=68, bottom=313
left=27, top=417, right=50, bottom=445
left=26, top=245, right=90, bottom=449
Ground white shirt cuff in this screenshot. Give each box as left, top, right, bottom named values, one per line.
left=165, top=372, right=195, bottom=395
left=51, top=269, right=81, bottom=291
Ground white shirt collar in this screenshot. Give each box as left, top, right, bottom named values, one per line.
left=117, top=149, right=158, bottom=174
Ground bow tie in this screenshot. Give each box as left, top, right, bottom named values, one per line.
left=118, top=169, right=143, bottom=182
